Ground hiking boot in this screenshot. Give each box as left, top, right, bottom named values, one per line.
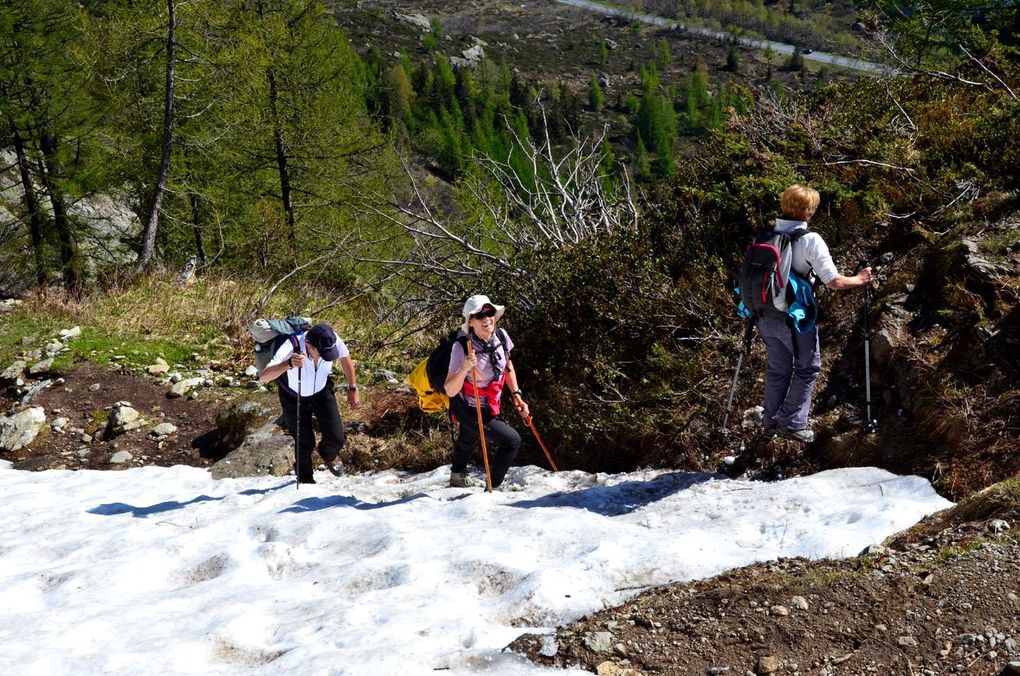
left=449, top=472, right=475, bottom=488
left=777, top=427, right=815, bottom=443
left=762, top=426, right=778, bottom=439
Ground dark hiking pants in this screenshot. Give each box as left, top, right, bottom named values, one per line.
left=450, top=395, right=520, bottom=488
left=758, top=317, right=821, bottom=432
left=279, top=378, right=346, bottom=482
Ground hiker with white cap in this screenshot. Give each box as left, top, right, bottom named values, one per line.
left=260, top=323, right=359, bottom=483
left=444, top=294, right=529, bottom=488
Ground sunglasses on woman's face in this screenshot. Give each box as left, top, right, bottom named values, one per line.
left=471, top=308, right=497, bottom=320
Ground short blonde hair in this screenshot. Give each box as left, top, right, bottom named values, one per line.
left=780, top=185, right=820, bottom=220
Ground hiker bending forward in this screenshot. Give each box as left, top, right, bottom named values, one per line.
left=260, top=323, right=359, bottom=483
left=760, top=185, right=872, bottom=443
left=444, top=295, right=529, bottom=489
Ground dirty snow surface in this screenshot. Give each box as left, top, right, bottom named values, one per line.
left=0, top=462, right=951, bottom=674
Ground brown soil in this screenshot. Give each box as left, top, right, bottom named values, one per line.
left=1, top=363, right=233, bottom=471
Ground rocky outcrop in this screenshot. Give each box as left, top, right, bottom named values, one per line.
left=210, top=419, right=294, bottom=479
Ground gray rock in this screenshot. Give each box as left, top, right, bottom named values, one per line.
left=988, top=519, right=1010, bottom=533
left=0, top=407, right=46, bottom=451
left=582, top=631, right=613, bottom=654
left=770, top=605, right=789, bottom=616
left=790, top=595, right=809, bottom=611
left=244, top=365, right=259, bottom=378
left=51, top=417, right=69, bottom=431
left=109, top=450, right=133, bottom=464
left=392, top=10, right=430, bottom=31
left=151, top=422, right=178, bottom=438
left=210, top=419, right=294, bottom=479
left=58, top=326, right=81, bottom=340
left=106, top=404, right=145, bottom=436
left=0, top=360, right=26, bottom=383
left=859, top=544, right=890, bottom=557
left=209, top=400, right=278, bottom=457
left=374, top=369, right=399, bottom=383
left=897, top=636, right=918, bottom=648
left=168, top=377, right=204, bottom=398
left=88, top=383, right=101, bottom=392
left=461, top=44, right=485, bottom=62
left=44, top=340, right=64, bottom=355
left=28, top=358, right=54, bottom=376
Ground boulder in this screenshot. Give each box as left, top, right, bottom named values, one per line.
left=392, top=10, right=430, bottom=31
left=150, top=422, right=178, bottom=438
left=210, top=420, right=294, bottom=479
left=109, top=450, right=133, bottom=464
left=209, top=400, right=278, bottom=456
left=0, top=407, right=46, bottom=452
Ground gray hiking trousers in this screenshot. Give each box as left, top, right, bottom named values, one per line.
left=758, top=317, right=821, bottom=432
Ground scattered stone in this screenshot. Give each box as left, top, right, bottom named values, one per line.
left=769, top=605, right=789, bottom=617
left=594, top=662, right=641, bottom=676
left=168, top=372, right=183, bottom=383
left=147, top=357, right=170, bottom=377
left=244, top=365, right=259, bottom=378
left=150, top=422, right=178, bottom=438
left=58, top=326, right=81, bottom=339
left=374, top=369, right=399, bottom=384
left=756, top=655, right=782, bottom=673
left=0, top=407, right=46, bottom=452
left=106, top=403, right=145, bottom=437
left=858, top=544, right=890, bottom=557
left=28, top=358, right=54, bottom=376
left=988, top=519, right=1010, bottom=533
left=88, top=383, right=101, bottom=392
left=44, top=340, right=64, bottom=355
left=81, top=434, right=93, bottom=443
left=0, top=360, right=26, bottom=383
left=897, top=636, right=918, bottom=648
left=168, top=377, right=204, bottom=398
left=51, top=417, right=69, bottom=431
left=790, top=596, right=809, bottom=611
left=583, top=631, right=614, bottom=654
left=109, top=450, right=133, bottom=464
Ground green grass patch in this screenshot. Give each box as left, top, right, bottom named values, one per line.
left=932, top=540, right=984, bottom=564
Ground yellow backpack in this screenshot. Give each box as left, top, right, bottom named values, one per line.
left=407, top=358, right=449, bottom=414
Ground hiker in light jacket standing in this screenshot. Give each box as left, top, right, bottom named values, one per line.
left=760, top=185, right=873, bottom=443
left=444, top=294, right=529, bottom=488
left=260, top=323, right=359, bottom=483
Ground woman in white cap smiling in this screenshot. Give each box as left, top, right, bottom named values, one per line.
left=444, top=294, right=529, bottom=488
left=260, top=323, right=359, bottom=483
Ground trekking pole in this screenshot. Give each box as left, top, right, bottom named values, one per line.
left=515, top=397, right=558, bottom=471
left=720, top=319, right=755, bottom=434
left=859, top=259, right=878, bottom=433
left=294, top=343, right=303, bottom=489
left=468, top=341, right=493, bottom=492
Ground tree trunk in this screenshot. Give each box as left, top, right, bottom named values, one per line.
left=268, top=69, right=297, bottom=258
left=137, top=0, right=177, bottom=271
left=190, top=192, right=207, bottom=265
left=37, top=131, right=79, bottom=293
left=11, top=123, right=49, bottom=286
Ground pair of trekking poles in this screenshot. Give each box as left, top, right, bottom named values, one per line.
left=467, top=340, right=558, bottom=492
left=721, top=260, right=877, bottom=435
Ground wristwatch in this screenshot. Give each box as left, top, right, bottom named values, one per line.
left=512, top=389, right=523, bottom=398
left=344, top=384, right=358, bottom=391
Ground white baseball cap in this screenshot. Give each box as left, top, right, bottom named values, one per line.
left=461, top=294, right=505, bottom=332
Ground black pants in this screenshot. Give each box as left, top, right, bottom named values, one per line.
left=278, top=379, right=346, bottom=482
left=450, top=395, right=520, bottom=488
